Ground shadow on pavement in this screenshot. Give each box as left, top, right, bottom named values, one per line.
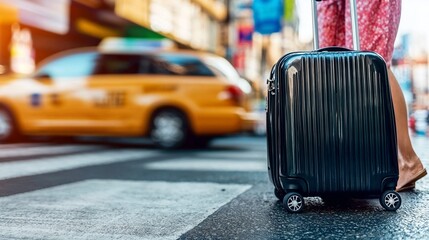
left=21, top=135, right=251, bottom=151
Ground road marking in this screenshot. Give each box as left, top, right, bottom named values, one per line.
left=0, top=145, right=105, bottom=159
left=0, top=180, right=251, bottom=240
left=144, top=157, right=266, bottom=172
left=195, top=151, right=267, bottom=160
left=0, top=143, right=48, bottom=149
left=0, top=150, right=158, bottom=181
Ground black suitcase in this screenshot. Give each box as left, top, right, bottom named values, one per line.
left=266, top=0, right=400, bottom=213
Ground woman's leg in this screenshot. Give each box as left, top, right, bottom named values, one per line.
left=388, top=69, right=426, bottom=191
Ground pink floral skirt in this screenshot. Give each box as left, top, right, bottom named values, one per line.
left=317, top=0, right=401, bottom=67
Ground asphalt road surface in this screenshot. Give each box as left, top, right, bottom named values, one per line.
left=0, top=135, right=428, bottom=239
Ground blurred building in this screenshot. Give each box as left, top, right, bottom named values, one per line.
left=392, top=33, right=429, bottom=112
left=0, top=2, right=19, bottom=74
left=115, top=0, right=229, bottom=55
left=0, top=0, right=229, bottom=74
left=228, top=0, right=302, bottom=98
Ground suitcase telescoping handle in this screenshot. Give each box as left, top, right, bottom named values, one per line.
left=312, top=0, right=360, bottom=51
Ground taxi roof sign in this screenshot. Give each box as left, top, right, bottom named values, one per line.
left=99, top=37, right=176, bottom=52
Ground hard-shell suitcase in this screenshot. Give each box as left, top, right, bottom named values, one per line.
left=266, top=0, right=401, bottom=212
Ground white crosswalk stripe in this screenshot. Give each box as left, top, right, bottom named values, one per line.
left=0, top=144, right=105, bottom=159
left=0, top=143, right=48, bottom=149
left=195, top=151, right=267, bottom=160
left=0, top=149, right=158, bottom=181
left=144, top=157, right=266, bottom=172
left=0, top=180, right=251, bottom=240
left=154, top=147, right=268, bottom=172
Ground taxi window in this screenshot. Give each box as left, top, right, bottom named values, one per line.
left=144, top=54, right=215, bottom=76
left=35, top=52, right=98, bottom=78
left=93, top=54, right=140, bottom=75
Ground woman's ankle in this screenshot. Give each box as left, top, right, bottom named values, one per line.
left=398, top=155, right=423, bottom=173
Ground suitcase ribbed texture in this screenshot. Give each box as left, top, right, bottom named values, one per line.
left=277, top=52, right=397, bottom=194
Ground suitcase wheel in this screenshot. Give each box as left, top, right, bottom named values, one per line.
left=380, top=190, right=401, bottom=211
left=283, top=192, right=304, bottom=213
left=274, top=188, right=286, bottom=201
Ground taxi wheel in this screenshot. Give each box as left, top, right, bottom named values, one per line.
left=150, top=109, right=189, bottom=149
left=0, top=107, right=19, bottom=143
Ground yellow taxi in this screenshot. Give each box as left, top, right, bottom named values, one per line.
left=0, top=47, right=257, bottom=148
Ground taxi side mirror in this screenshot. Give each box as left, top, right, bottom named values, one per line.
left=32, top=73, right=53, bottom=84
left=33, top=73, right=50, bottom=79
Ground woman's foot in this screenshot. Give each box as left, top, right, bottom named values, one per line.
left=397, top=182, right=415, bottom=192
left=396, top=159, right=426, bottom=192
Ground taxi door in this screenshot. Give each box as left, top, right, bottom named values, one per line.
left=83, top=53, right=143, bottom=135
left=21, top=51, right=99, bottom=134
